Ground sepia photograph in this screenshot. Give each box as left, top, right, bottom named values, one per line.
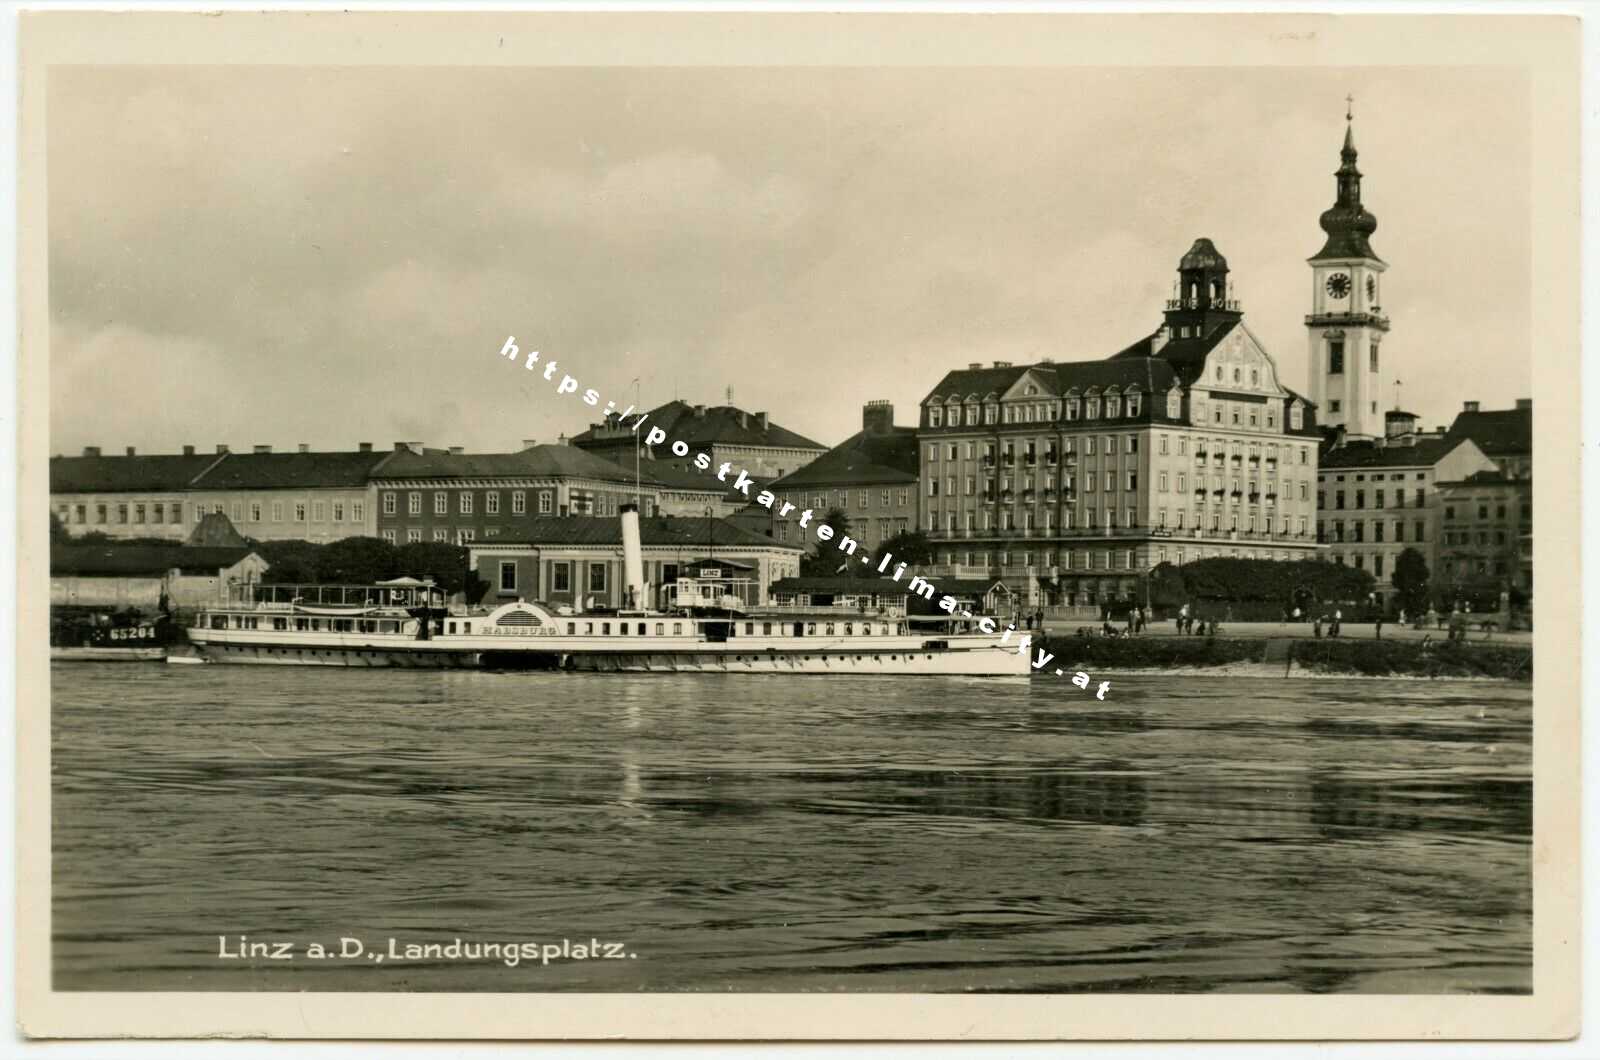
left=13, top=7, right=1582, bottom=1043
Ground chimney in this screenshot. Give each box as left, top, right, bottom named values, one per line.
left=253, top=445, right=272, bottom=454
left=993, top=360, right=1012, bottom=368
left=694, top=404, right=707, bottom=418
left=448, top=446, right=465, bottom=456
left=394, top=442, right=408, bottom=451
left=1463, top=400, right=1480, bottom=413
left=557, top=434, right=570, bottom=446
left=862, top=400, right=895, bottom=435
left=216, top=444, right=230, bottom=454
left=967, top=362, right=982, bottom=370
left=738, top=411, right=748, bottom=429
left=298, top=443, right=310, bottom=454
left=82, top=446, right=101, bottom=457
left=358, top=442, right=372, bottom=453
left=182, top=445, right=195, bottom=456
left=125, top=446, right=136, bottom=456
left=521, top=438, right=539, bottom=451
left=1516, top=398, right=1532, bottom=410
left=756, top=411, right=769, bottom=431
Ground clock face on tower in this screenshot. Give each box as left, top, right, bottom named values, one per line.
left=1325, top=273, right=1351, bottom=299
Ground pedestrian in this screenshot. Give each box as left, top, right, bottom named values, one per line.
left=1136, top=606, right=1146, bottom=633
left=1313, top=615, right=1323, bottom=639
left=1292, top=606, right=1301, bottom=623
left=1331, top=608, right=1343, bottom=638
left=1034, top=608, right=1044, bottom=635
left=1178, top=603, right=1189, bottom=633
left=1126, top=608, right=1135, bottom=634
left=1375, top=613, right=1384, bottom=639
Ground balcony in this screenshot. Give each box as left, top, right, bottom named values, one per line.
left=1195, top=450, right=1208, bottom=461
left=1248, top=493, right=1261, bottom=504
left=1248, top=455, right=1260, bottom=465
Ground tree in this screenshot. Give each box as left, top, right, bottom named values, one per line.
left=872, top=528, right=936, bottom=570
left=257, top=539, right=326, bottom=583
left=1147, top=562, right=1188, bottom=608
left=800, top=507, right=855, bottom=578
left=395, top=541, right=487, bottom=600
left=316, top=536, right=402, bottom=585
left=50, top=513, right=70, bottom=544
left=1391, top=547, right=1430, bottom=616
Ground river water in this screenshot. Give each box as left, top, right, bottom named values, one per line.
left=51, top=664, right=1531, bottom=993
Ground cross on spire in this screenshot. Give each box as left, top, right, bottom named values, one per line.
left=1346, top=93, right=1354, bottom=121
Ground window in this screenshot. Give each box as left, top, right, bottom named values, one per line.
left=456, top=529, right=475, bottom=544
left=589, top=563, right=607, bottom=593
left=499, top=562, right=517, bottom=592
left=486, top=492, right=500, bottom=515
left=332, top=501, right=344, bottom=522
left=434, top=529, right=449, bottom=542
left=537, top=490, right=553, bottom=514
left=272, top=501, right=284, bottom=522
left=460, top=493, right=473, bottom=515
left=95, top=503, right=107, bottom=524
left=294, top=502, right=307, bottom=521
left=383, top=492, right=397, bottom=515
left=312, top=501, right=326, bottom=522
left=1329, top=400, right=1342, bottom=414
left=510, top=491, right=526, bottom=515
left=1336, top=490, right=1345, bottom=510
left=1291, top=406, right=1303, bottom=430
left=407, top=528, right=422, bottom=543
left=1329, top=339, right=1345, bottom=374
left=929, top=406, right=942, bottom=427
left=381, top=529, right=397, bottom=543
left=1370, top=344, right=1379, bottom=373
left=230, top=501, right=243, bottom=522
left=408, top=492, right=422, bottom=515
left=1355, top=490, right=1365, bottom=509
left=552, top=562, right=572, bottom=593
left=352, top=500, right=365, bottom=523
left=1167, top=391, right=1181, bottom=418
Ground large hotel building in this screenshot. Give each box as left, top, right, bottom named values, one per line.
left=918, top=238, right=1323, bottom=607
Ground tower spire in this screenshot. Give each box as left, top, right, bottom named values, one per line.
left=1311, top=104, right=1381, bottom=263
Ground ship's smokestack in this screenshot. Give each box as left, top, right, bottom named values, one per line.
left=620, top=502, right=646, bottom=611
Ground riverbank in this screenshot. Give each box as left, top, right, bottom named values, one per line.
left=1035, top=634, right=1532, bottom=681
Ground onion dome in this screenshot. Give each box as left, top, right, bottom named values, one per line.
left=1179, top=237, right=1229, bottom=272
left=1312, top=119, right=1381, bottom=262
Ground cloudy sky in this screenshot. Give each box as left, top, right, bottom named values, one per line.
left=49, top=64, right=1529, bottom=456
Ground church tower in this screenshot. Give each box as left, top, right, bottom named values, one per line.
left=1307, top=104, right=1389, bottom=440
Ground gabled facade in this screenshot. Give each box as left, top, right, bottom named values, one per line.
left=916, top=240, right=1322, bottom=607
left=572, top=400, right=827, bottom=482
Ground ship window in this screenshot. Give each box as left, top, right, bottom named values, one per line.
left=211, top=615, right=226, bottom=629
left=295, top=618, right=308, bottom=631
left=273, top=618, right=288, bottom=631
left=602, top=622, right=611, bottom=635
left=583, top=622, right=593, bottom=634
left=806, top=623, right=816, bottom=635
left=673, top=622, right=683, bottom=635
left=463, top=623, right=471, bottom=634
left=745, top=623, right=754, bottom=635
left=380, top=621, right=397, bottom=634
left=825, top=623, right=835, bottom=636
left=844, top=623, right=853, bottom=635
left=762, top=623, right=771, bottom=635
left=448, top=622, right=457, bottom=634
left=335, top=619, right=354, bottom=632
left=655, top=623, right=664, bottom=635
left=567, top=623, right=575, bottom=635
left=637, top=623, right=646, bottom=635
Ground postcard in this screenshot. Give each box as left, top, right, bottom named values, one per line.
left=14, top=7, right=1581, bottom=1042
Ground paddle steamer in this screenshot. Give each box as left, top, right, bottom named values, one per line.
left=183, top=506, right=1029, bottom=676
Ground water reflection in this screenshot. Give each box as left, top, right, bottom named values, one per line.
left=50, top=667, right=1531, bottom=994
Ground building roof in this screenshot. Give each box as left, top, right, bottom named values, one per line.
left=372, top=445, right=643, bottom=484
left=633, top=459, right=737, bottom=495
left=767, top=426, right=919, bottom=490
left=471, top=515, right=803, bottom=551
left=1436, top=469, right=1529, bottom=490
left=919, top=323, right=1319, bottom=439
left=572, top=401, right=825, bottom=452
left=1318, top=437, right=1457, bottom=470
left=51, top=544, right=260, bottom=577
left=49, top=452, right=224, bottom=493
left=1443, top=406, right=1532, bottom=458
left=192, top=450, right=394, bottom=490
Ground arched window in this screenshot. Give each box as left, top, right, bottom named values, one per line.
left=929, top=405, right=942, bottom=427
left=1126, top=390, right=1141, bottom=417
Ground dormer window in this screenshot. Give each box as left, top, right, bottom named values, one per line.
left=1065, top=399, right=1080, bottom=421
left=1290, top=404, right=1303, bottom=430
left=1086, top=397, right=1100, bottom=419
left=1025, top=384, right=1038, bottom=396
left=1127, top=393, right=1141, bottom=417
left=984, top=402, right=997, bottom=424
left=929, top=405, right=943, bottom=427
left=1167, top=390, right=1181, bottom=418
left=1105, top=396, right=1120, bottom=418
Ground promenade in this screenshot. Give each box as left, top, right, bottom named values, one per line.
left=1041, top=619, right=1532, bottom=646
